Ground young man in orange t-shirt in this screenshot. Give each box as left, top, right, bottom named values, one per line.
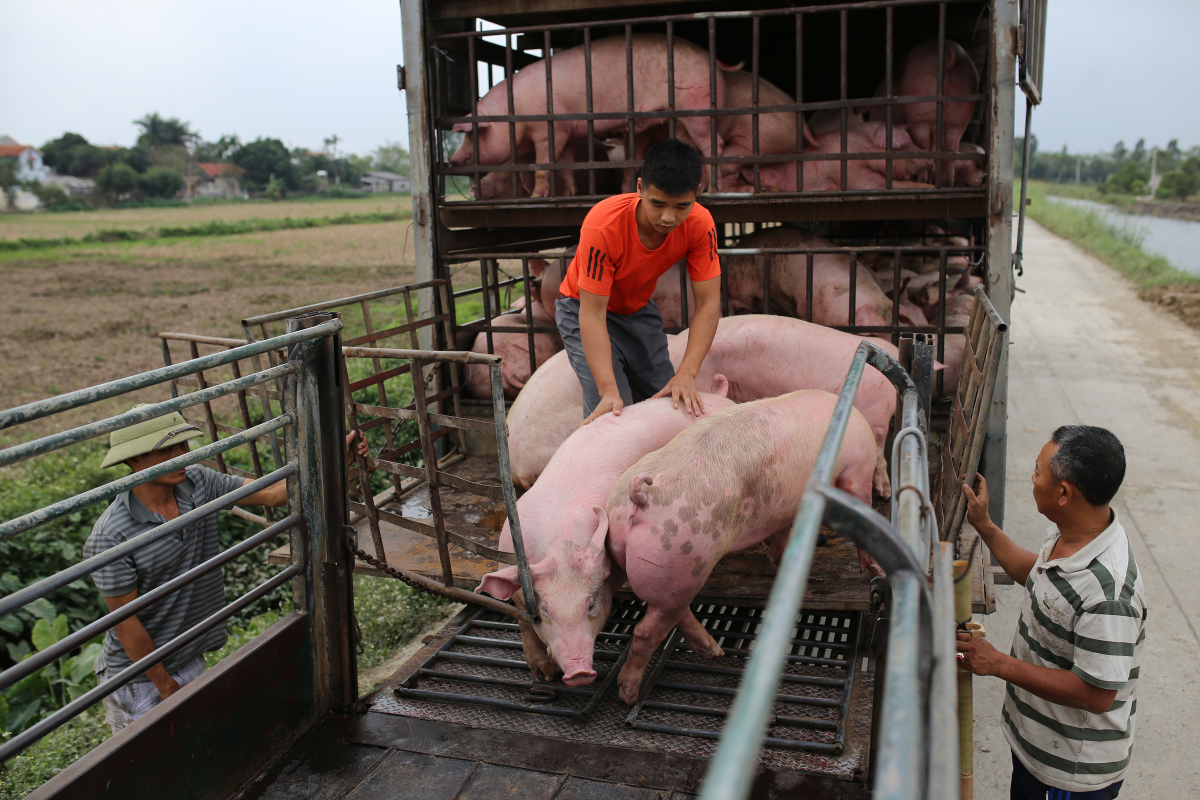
left=557, top=139, right=722, bottom=424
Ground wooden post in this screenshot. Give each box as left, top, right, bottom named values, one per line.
left=955, top=558, right=973, bottom=800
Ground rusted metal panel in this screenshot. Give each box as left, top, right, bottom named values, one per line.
left=345, top=749, right=478, bottom=800
left=27, top=614, right=317, bottom=800
left=233, top=715, right=389, bottom=800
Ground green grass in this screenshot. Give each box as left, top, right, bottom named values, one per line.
left=1025, top=181, right=1197, bottom=288
left=1032, top=180, right=1138, bottom=209
left=0, top=707, right=110, bottom=799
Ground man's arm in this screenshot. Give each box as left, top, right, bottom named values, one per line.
left=961, top=473, right=1038, bottom=586
left=241, top=431, right=368, bottom=506
left=580, top=288, right=624, bottom=425
left=103, top=591, right=181, bottom=700
left=651, top=276, right=720, bottom=415
left=956, top=631, right=1118, bottom=714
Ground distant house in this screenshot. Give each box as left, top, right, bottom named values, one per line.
left=361, top=171, right=411, bottom=193
left=0, top=136, right=49, bottom=183
left=44, top=174, right=95, bottom=197
left=185, top=163, right=244, bottom=200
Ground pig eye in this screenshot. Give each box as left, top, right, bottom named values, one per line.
left=586, top=597, right=597, bottom=615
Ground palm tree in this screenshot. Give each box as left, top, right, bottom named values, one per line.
left=134, top=113, right=197, bottom=149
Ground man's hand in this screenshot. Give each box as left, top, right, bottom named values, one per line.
left=856, top=545, right=885, bottom=578
left=346, top=430, right=369, bottom=461
left=961, top=472, right=992, bottom=531
left=583, top=390, right=624, bottom=426
left=652, top=371, right=706, bottom=416
left=956, top=629, right=1006, bottom=677
left=156, top=675, right=183, bottom=700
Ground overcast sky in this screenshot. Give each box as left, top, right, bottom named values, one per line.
left=1, top=0, right=1196, bottom=158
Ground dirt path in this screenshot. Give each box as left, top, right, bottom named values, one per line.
left=972, top=220, right=1200, bottom=799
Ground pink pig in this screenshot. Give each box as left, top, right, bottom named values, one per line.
left=479, top=387, right=733, bottom=686
left=464, top=300, right=562, bottom=400
left=603, top=390, right=879, bottom=704
left=449, top=34, right=730, bottom=198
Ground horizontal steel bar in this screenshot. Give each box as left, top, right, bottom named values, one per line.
left=662, top=659, right=848, bottom=686
left=712, top=645, right=851, bottom=669
left=641, top=699, right=839, bottom=731
left=0, top=463, right=294, bottom=617
left=159, top=331, right=248, bottom=348
left=0, top=417, right=293, bottom=543
left=240, top=280, right=444, bottom=327
left=432, top=0, right=978, bottom=39
left=0, top=321, right=339, bottom=431
left=0, top=565, right=299, bottom=764
left=444, top=187, right=986, bottom=208
left=415, top=668, right=596, bottom=696
left=443, top=244, right=982, bottom=263
left=344, top=346, right=501, bottom=366
left=0, top=515, right=298, bottom=693
left=654, top=679, right=843, bottom=709
left=436, top=650, right=616, bottom=672
left=629, top=719, right=840, bottom=754
left=395, top=687, right=587, bottom=718
left=0, top=363, right=297, bottom=469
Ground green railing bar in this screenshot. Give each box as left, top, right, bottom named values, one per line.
left=698, top=344, right=871, bottom=800
left=0, top=362, right=297, bottom=468
left=0, top=415, right=293, bottom=542
left=0, top=319, right=341, bottom=431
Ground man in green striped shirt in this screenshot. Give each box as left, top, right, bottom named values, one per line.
left=958, top=425, right=1142, bottom=800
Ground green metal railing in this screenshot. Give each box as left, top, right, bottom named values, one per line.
left=698, top=337, right=960, bottom=800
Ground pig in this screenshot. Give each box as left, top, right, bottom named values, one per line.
left=868, top=39, right=979, bottom=180
left=953, top=143, right=987, bottom=187
left=539, top=251, right=706, bottom=330
left=723, top=227, right=897, bottom=330
left=478, top=386, right=734, bottom=686
left=464, top=300, right=563, bottom=400
left=670, top=315, right=900, bottom=497
left=448, top=34, right=731, bottom=198
left=741, top=121, right=933, bottom=192
left=474, top=138, right=623, bottom=200
left=506, top=315, right=904, bottom=494
left=603, top=390, right=879, bottom=704
left=712, top=70, right=819, bottom=190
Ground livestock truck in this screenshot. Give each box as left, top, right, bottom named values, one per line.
left=0, top=0, right=1045, bottom=797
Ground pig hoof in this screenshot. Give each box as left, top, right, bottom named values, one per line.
left=618, top=682, right=642, bottom=706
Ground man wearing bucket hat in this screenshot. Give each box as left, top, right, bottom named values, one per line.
left=84, top=405, right=367, bottom=732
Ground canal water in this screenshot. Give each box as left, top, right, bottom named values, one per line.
left=1046, top=196, right=1200, bottom=276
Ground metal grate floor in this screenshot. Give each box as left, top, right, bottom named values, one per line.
left=373, top=598, right=873, bottom=780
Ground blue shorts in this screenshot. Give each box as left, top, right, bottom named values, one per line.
left=1010, top=752, right=1122, bottom=800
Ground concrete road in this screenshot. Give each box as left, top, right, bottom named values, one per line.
left=971, top=220, right=1200, bottom=799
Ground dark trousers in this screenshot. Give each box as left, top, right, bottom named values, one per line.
left=1011, top=752, right=1122, bottom=800
left=555, top=297, right=675, bottom=417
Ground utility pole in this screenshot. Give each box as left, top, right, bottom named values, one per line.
left=1076, top=156, right=1082, bottom=184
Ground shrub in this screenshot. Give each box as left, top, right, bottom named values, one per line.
left=0, top=707, right=110, bottom=799
left=94, top=163, right=139, bottom=200
left=136, top=167, right=183, bottom=200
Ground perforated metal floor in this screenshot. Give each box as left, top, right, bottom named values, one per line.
left=373, top=599, right=874, bottom=780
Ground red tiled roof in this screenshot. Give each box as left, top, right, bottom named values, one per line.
left=196, top=162, right=243, bottom=178
left=0, top=144, right=31, bottom=158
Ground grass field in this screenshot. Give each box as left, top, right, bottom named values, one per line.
left=0, top=195, right=412, bottom=240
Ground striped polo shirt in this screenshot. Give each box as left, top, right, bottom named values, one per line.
left=1003, top=513, right=1146, bottom=791
left=84, top=465, right=245, bottom=681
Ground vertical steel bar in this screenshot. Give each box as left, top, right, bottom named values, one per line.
left=522, top=259, right=536, bottom=378
left=481, top=260, right=494, bottom=354
left=162, top=339, right=178, bottom=399
left=937, top=250, right=948, bottom=397
left=885, top=7, right=895, bottom=189
left=189, top=341, right=227, bottom=473
left=709, top=17, right=719, bottom=191
left=409, top=356, right=455, bottom=588
left=544, top=29, right=557, bottom=198
left=505, top=33, right=518, bottom=199
left=751, top=16, right=761, bottom=193
left=339, top=353, right=386, bottom=561
left=361, top=299, right=402, bottom=496
left=795, top=12, right=805, bottom=193
left=805, top=253, right=814, bottom=321
left=666, top=22, right=676, bottom=140
left=848, top=250, right=858, bottom=327
left=839, top=9, right=849, bottom=191
left=227, top=354, right=273, bottom=523
left=935, top=4, right=947, bottom=188
left=891, top=250, right=902, bottom=344
left=489, top=364, right=538, bottom=621
left=625, top=24, right=636, bottom=192
left=956, top=558, right=974, bottom=800
left=1014, top=98, right=1034, bottom=276
left=242, top=324, right=284, bottom=472
left=928, top=542, right=961, bottom=800
left=436, top=282, right=470, bottom=456
left=467, top=34, right=482, bottom=201
left=584, top=27, right=596, bottom=196
left=760, top=255, right=770, bottom=316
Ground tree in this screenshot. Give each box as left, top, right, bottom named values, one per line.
left=1131, top=138, right=1146, bottom=164
left=194, top=135, right=241, bottom=163
left=137, top=167, right=183, bottom=199
left=1111, top=140, right=1127, bottom=164
left=133, top=113, right=197, bottom=150
left=95, top=162, right=139, bottom=200
left=372, top=140, right=410, bottom=176
left=1156, top=156, right=1199, bottom=200
left=41, top=133, right=107, bottom=177
left=231, top=138, right=296, bottom=190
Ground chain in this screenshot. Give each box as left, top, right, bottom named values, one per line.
left=342, top=527, right=459, bottom=603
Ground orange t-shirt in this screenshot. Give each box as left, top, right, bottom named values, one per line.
left=559, top=193, right=721, bottom=315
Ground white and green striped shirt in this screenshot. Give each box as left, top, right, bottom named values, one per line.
left=1003, top=513, right=1145, bottom=792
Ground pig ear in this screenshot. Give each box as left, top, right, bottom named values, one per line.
left=589, top=507, right=609, bottom=553
left=629, top=475, right=652, bottom=509
left=477, top=565, right=521, bottom=600
left=709, top=374, right=730, bottom=398
left=801, top=120, right=820, bottom=149
left=528, top=258, right=547, bottom=278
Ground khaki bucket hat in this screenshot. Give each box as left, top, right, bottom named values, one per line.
left=101, top=404, right=204, bottom=469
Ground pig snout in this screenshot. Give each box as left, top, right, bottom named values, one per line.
left=560, top=660, right=598, bottom=687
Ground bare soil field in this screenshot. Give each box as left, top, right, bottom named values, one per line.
left=0, top=195, right=412, bottom=240
left=1, top=220, right=418, bottom=440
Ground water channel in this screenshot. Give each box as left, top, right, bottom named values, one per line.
left=1046, top=196, right=1200, bottom=276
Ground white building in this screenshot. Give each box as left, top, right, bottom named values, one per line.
left=0, top=137, right=49, bottom=183
left=361, top=170, right=411, bottom=193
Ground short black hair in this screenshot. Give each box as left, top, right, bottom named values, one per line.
left=641, top=139, right=703, bottom=196
left=1048, top=425, right=1125, bottom=506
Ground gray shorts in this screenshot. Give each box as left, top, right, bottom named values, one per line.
left=556, top=297, right=675, bottom=417
left=99, top=655, right=205, bottom=733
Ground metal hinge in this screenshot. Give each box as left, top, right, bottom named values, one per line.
left=396, top=65, right=406, bottom=93
left=413, top=195, right=428, bottom=226
left=1016, top=24, right=1026, bottom=57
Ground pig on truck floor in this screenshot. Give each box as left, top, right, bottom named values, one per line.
left=478, top=384, right=733, bottom=686
left=603, top=389, right=880, bottom=704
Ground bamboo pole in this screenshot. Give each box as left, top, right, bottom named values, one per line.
left=955, top=558, right=973, bottom=800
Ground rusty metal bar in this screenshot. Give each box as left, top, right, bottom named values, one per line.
left=839, top=9, right=849, bottom=192
left=360, top=299, right=403, bottom=499
left=886, top=6, right=895, bottom=189
left=709, top=16, right=718, bottom=191
left=340, top=350, right=387, bottom=562
left=488, top=362, right=539, bottom=622
left=666, top=21, right=676, bottom=139
left=936, top=3, right=947, bottom=187
left=625, top=24, right=636, bottom=192
left=751, top=15, right=761, bottom=192
left=584, top=27, right=596, bottom=196
left=505, top=33, right=518, bottom=196
left=467, top=33, right=481, bottom=200
left=795, top=12, right=805, bottom=192
left=544, top=29, right=557, bottom=197
left=409, top=356, right=456, bottom=588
